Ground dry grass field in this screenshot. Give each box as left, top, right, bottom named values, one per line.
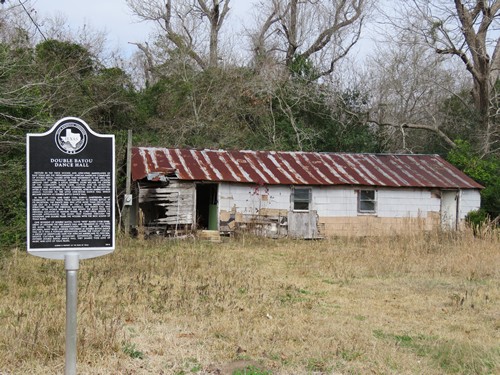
left=0, top=230, right=499, bottom=374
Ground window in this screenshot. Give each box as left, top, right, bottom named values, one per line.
left=292, top=187, right=311, bottom=211
left=358, top=190, right=376, bottom=213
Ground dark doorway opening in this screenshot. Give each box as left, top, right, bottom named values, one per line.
left=196, top=183, right=218, bottom=230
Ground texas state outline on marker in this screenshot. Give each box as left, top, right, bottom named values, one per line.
left=61, top=129, right=81, bottom=148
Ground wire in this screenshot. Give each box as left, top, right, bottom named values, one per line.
left=18, top=0, right=48, bottom=41
left=17, top=0, right=103, bottom=113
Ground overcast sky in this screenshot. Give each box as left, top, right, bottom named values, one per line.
left=35, top=0, right=256, bottom=57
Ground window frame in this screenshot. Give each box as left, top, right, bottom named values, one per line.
left=357, top=189, right=377, bottom=214
left=292, top=186, right=312, bottom=212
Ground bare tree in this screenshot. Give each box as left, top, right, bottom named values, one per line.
left=197, top=0, right=230, bottom=67
left=365, top=30, right=466, bottom=152
left=392, top=0, right=500, bottom=156
left=250, top=3, right=281, bottom=74
left=250, top=0, right=369, bottom=80
left=126, top=0, right=231, bottom=73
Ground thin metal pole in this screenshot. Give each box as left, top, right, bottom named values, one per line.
left=124, top=129, right=132, bottom=236
left=65, top=253, right=79, bottom=375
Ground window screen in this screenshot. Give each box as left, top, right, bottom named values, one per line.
left=293, top=187, right=311, bottom=211
left=358, top=190, right=376, bottom=213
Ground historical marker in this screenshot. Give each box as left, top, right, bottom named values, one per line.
left=27, top=117, right=115, bottom=259
left=27, top=117, right=115, bottom=375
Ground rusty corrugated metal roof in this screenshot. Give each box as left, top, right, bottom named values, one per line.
left=131, top=147, right=483, bottom=189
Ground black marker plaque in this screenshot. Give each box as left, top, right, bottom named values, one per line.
left=27, top=117, right=115, bottom=259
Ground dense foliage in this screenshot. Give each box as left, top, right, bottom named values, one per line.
left=447, top=140, right=500, bottom=218
left=1, top=0, right=499, bottom=251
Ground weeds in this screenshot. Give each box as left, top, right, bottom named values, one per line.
left=373, top=329, right=498, bottom=374
left=0, top=231, right=498, bottom=374
left=305, top=357, right=330, bottom=372
left=122, top=342, right=144, bottom=359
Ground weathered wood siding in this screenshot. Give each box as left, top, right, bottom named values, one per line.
left=138, top=180, right=195, bottom=226
left=219, top=184, right=290, bottom=236
left=219, top=184, right=290, bottom=214
left=288, top=211, right=319, bottom=239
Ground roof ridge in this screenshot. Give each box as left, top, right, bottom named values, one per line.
left=133, top=146, right=442, bottom=157
left=131, top=147, right=483, bottom=189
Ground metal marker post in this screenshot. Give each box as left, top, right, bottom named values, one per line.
left=27, top=118, right=115, bottom=372
left=65, top=253, right=79, bottom=375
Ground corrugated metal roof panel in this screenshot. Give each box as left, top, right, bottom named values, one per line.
left=131, top=147, right=483, bottom=189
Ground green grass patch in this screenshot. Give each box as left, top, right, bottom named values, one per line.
left=183, top=357, right=202, bottom=373
left=232, top=365, right=272, bottom=375
left=122, top=342, right=144, bottom=359
left=373, top=329, right=498, bottom=374
left=305, top=357, right=331, bottom=373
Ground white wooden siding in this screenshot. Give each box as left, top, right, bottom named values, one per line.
left=459, top=189, right=481, bottom=219
left=219, top=184, right=480, bottom=221
left=312, top=186, right=358, bottom=217
left=377, top=189, right=441, bottom=218
left=219, top=184, right=290, bottom=213
left=313, top=187, right=442, bottom=218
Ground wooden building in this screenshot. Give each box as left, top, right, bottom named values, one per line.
left=130, top=148, right=483, bottom=238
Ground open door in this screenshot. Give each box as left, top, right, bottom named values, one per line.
left=196, top=183, right=218, bottom=230
left=441, top=190, right=459, bottom=230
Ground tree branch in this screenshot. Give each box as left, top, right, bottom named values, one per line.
left=368, top=117, right=457, bottom=149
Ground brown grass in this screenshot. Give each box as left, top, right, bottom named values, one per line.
left=0, top=229, right=499, bottom=374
